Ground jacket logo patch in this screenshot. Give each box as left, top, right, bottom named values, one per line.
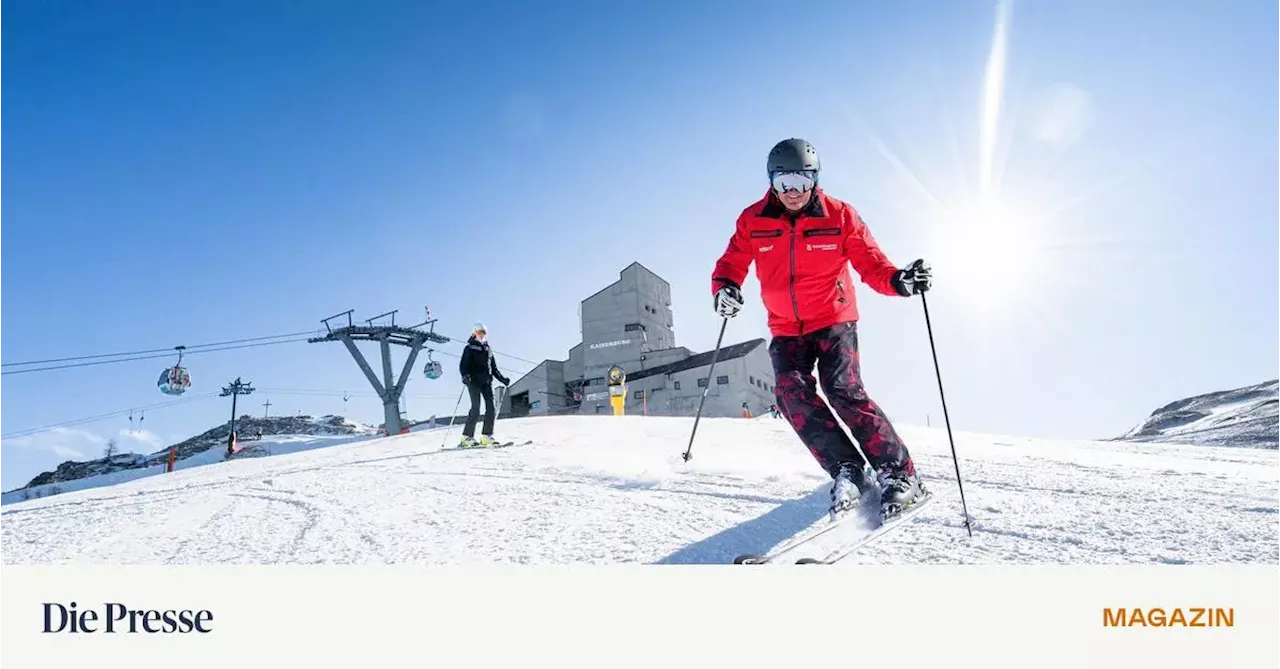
left=750, top=229, right=784, bottom=238
left=806, top=243, right=838, bottom=251
left=758, top=245, right=774, bottom=253
left=802, top=227, right=842, bottom=237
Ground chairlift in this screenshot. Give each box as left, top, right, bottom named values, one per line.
left=158, top=346, right=191, bottom=396
left=423, top=349, right=443, bottom=380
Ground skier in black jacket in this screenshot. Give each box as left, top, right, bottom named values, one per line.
left=458, top=323, right=511, bottom=447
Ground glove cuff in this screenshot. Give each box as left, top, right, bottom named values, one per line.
left=891, top=270, right=912, bottom=297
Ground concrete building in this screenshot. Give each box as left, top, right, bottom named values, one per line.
left=503, top=262, right=777, bottom=419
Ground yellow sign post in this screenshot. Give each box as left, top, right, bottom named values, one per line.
left=607, top=365, right=626, bottom=416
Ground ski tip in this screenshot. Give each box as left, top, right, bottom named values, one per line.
left=795, top=558, right=825, bottom=565
left=733, top=554, right=766, bottom=565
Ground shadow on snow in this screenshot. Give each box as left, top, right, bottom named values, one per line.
left=654, top=485, right=829, bottom=564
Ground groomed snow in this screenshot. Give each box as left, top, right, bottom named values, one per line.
left=2, top=415, right=1275, bottom=565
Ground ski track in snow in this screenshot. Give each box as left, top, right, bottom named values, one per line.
left=2, top=416, right=1276, bottom=565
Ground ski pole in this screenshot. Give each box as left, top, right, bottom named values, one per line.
left=919, top=292, right=973, bottom=537
left=682, top=317, right=729, bottom=462
left=441, top=386, right=466, bottom=449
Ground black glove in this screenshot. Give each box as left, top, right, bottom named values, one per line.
left=714, top=282, right=744, bottom=318
left=892, top=259, right=931, bottom=296
left=498, top=375, right=510, bottom=386
left=461, top=374, right=472, bottom=387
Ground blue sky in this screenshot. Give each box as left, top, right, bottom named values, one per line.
left=2, top=0, right=1276, bottom=490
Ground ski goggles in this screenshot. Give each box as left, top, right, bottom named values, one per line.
left=770, top=170, right=817, bottom=193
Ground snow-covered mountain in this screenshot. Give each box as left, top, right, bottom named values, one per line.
left=3, top=415, right=1275, bottom=565
left=3, top=414, right=379, bottom=504
left=1114, top=380, right=1278, bottom=449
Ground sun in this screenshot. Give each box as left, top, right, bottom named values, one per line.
left=925, top=194, right=1050, bottom=314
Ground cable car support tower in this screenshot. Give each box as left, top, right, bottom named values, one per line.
left=308, top=309, right=450, bottom=435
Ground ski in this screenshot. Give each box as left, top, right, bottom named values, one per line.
left=791, top=491, right=936, bottom=564
left=446, top=439, right=532, bottom=452
left=733, top=488, right=938, bottom=565
left=732, top=495, right=881, bottom=565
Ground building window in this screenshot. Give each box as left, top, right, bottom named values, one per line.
left=589, top=377, right=605, bottom=386
left=697, top=378, right=708, bottom=388
left=634, top=390, right=644, bottom=399
left=749, top=375, right=755, bottom=385
left=625, top=323, right=644, bottom=332
left=531, top=400, right=541, bottom=408
left=717, top=375, right=729, bottom=385
left=673, top=381, right=681, bottom=390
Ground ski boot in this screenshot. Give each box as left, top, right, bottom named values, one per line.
left=877, top=466, right=928, bottom=520
left=458, top=436, right=481, bottom=449
left=828, top=462, right=871, bottom=522
left=476, top=435, right=497, bottom=448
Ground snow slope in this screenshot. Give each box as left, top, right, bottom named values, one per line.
left=1115, top=380, right=1278, bottom=448
left=2, top=415, right=1276, bottom=565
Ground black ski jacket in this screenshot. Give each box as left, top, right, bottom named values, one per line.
left=459, top=336, right=510, bottom=387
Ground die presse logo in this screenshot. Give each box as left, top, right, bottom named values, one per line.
left=43, top=601, right=213, bottom=634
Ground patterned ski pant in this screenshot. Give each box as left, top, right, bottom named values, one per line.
left=769, top=321, right=915, bottom=479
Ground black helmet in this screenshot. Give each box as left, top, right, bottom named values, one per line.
left=767, top=138, right=820, bottom=174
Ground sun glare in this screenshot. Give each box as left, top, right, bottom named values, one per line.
left=822, top=0, right=1085, bottom=332
left=927, top=196, right=1047, bottom=313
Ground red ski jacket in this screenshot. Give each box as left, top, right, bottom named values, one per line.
left=712, top=188, right=902, bottom=338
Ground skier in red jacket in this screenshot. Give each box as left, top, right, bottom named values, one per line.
left=711, top=138, right=933, bottom=522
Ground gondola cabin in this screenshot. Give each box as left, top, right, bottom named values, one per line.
left=423, top=360, right=443, bottom=380
left=158, top=366, right=191, bottom=395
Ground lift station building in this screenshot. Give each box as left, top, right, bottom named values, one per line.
left=503, top=263, right=777, bottom=418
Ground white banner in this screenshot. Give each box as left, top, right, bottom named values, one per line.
left=2, top=565, right=1276, bottom=668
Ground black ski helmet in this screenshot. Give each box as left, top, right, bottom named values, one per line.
left=767, top=138, right=820, bottom=174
